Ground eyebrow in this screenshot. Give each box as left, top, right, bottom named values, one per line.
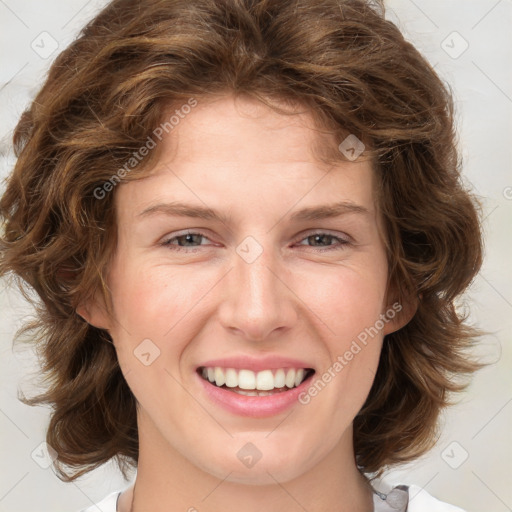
left=137, top=200, right=369, bottom=224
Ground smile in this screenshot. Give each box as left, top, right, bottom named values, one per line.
left=198, top=366, right=315, bottom=396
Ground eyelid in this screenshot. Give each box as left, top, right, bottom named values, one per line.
left=160, top=229, right=215, bottom=246
left=160, top=228, right=353, bottom=251
left=292, top=229, right=352, bottom=245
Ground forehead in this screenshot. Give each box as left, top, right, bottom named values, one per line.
left=115, top=94, right=377, bottom=221
left=152, top=94, right=351, bottom=171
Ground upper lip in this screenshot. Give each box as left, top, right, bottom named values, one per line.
left=197, top=355, right=315, bottom=372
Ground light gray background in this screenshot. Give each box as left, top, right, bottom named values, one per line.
left=1, top=1, right=511, bottom=511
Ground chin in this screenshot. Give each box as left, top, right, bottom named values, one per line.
left=206, top=460, right=308, bottom=486
left=194, top=440, right=322, bottom=486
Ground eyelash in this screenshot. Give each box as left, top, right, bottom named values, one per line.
left=160, top=230, right=351, bottom=252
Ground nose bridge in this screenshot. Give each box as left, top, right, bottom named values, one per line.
left=219, top=238, right=296, bottom=340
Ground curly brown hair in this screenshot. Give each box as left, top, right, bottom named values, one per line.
left=0, top=0, right=483, bottom=482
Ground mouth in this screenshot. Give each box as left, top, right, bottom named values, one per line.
left=197, top=366, right=316, bottom=396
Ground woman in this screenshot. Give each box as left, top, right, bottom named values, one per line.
left=0, top=0, right=483, bottom=511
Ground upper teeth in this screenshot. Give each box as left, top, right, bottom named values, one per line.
left=201, top=367, right=308, bottom=390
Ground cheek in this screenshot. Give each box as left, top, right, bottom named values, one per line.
left=293, top=262, right=387, bottom=417
left=297, top=261, right=388, bottom=346
left=109, top=258, right=211, bottom=337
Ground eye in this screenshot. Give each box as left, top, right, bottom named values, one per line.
left=294, top=231, right=351, bottom=251
left=160, top=231, right=212, bottom=250
left=160, top=230, right=351, bottom=252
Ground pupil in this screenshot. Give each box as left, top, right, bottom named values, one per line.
left=311, top=234, right=330, bottom=246
left=179, top=234, right=200, bottom=246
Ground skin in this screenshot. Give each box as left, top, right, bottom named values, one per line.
left=79, top=94, right=412, bottom=512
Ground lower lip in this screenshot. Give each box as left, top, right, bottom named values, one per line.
left=197, top=371, right=315, bottom=418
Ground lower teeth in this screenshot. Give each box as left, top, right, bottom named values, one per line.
left=207, top=383, right=293, bottom=396
left=231, top=387, right=289, bottom=396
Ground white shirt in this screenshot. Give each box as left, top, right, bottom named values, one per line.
left=80, top=484, right=466, bottom=511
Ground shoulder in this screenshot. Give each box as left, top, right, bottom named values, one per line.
left=407, top=484, right=467, bottom=512
left=373, top=484, right=466, bottom=512
left=81, top=483, right=466, bottom=512
left=78, top=490, right=121, bottom=512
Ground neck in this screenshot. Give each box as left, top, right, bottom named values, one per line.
left=123, top=415, right=374, bottom=512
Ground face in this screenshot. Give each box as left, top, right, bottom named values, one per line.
left=84, top=94, right=403, bottom=485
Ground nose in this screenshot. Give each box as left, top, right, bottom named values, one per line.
left=217, top=241, right=298, bottom=342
